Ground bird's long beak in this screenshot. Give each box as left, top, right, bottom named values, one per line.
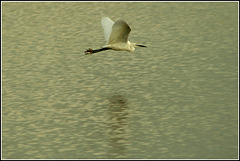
left=136, top=44, right=147, bottom=47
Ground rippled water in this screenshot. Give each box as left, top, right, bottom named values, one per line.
left=2, top=2, right=238, bottom=159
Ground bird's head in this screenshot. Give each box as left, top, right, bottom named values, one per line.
left=128, top=42, right=147, bottom=52
left=129, top=42, right=136, bottom=52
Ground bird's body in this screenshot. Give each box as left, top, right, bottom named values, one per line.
left=85, top=17, right=146, bottom=55
left=103, top=41, right=136, bottom=52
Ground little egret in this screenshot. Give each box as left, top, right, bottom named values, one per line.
left=84, top=17, right=147, bottom=55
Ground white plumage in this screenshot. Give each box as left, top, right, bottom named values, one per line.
left=85, top=17, right=146, bottom=55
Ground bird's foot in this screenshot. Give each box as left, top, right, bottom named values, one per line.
left=84, top=48, right=94, bottom=55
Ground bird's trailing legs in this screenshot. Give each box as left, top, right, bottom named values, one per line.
left=84, top=47, right=111, bottom=55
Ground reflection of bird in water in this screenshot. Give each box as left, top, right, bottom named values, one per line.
left=107, top=94, right=129, bottom=158
left=85, top=17, right=147, bottom=55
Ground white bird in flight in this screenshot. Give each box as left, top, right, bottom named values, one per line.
left=84, top=17, right=147, bottom=55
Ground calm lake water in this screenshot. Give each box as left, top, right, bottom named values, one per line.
left=2, top=2, right=238, bottom=159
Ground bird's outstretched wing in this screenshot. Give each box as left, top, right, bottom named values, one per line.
left=108, top=20, right=131, bottom=44
left=101, top=17, right=114, bottom=44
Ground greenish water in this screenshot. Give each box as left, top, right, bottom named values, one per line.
left=2, top=2, right=238, bottom=159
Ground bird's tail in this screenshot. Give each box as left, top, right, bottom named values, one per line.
left=84, top=47, right=111, bottom=55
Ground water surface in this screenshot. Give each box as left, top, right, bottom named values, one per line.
left=2, top=2, right=238, bottom=159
